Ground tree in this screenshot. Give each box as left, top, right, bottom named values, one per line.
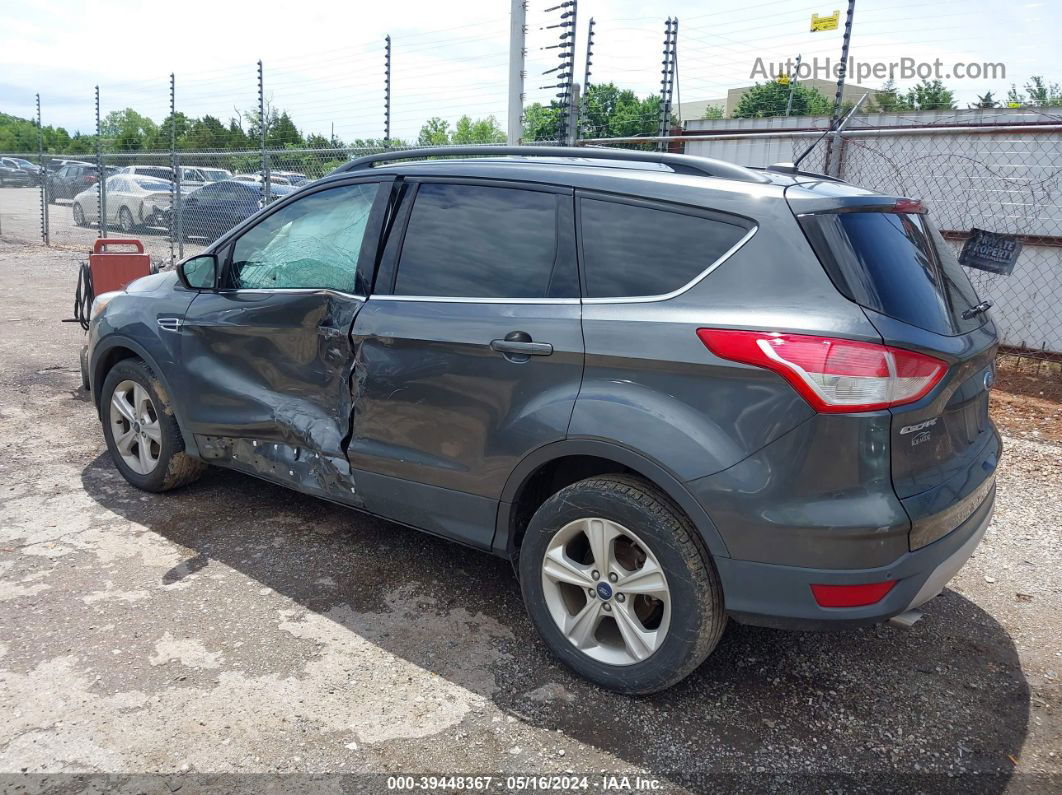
left=702, top=105, right=724, bottom=120
left=970, top=91, right=999, bottom=109
left=100, top=108, right=157, bottom=152
left=183, top=115, right=230, bottom=150
left=417, top=117, right=450, bottom=146
left=417, top=115, right=504, bottom=146
left=732, top=82, right=832, bottom=118
left=523, top=83, right=664, bottom=143
left=1023, top=76, right=1062, bottom=107
left=903, top=80, right=955, bottom=111
left=267, top=111, right=303, bottom=148
left=451, top=114, right=505, bottom=144
left=874, top=79, right=908, bottom=112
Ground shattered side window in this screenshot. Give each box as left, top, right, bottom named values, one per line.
left=230, top=183, right=378, bottom=293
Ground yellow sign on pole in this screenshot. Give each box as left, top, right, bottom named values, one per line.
left=776, top=74, right=790, bottom=85
left=810, top=10, right=840, bottom=32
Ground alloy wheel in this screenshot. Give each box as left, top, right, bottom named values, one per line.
left=540, top=517, right=671, bottom=666
left=119, top=207, right=134, bottom=233
left=73, top=203, right=85, bottom=226
left=109, top=380, right=162, bottom=475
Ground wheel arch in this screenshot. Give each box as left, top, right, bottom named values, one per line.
left=493, top=438, right=731, bottom=562
left=91, top=336, right=200, bottom=458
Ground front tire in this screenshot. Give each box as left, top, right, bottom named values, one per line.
left=73, top=202, right=86, bottom=226
left=519, top=475, right=726, bottom=694
left=118, top=206, right=136, bottom=234
left=100, top=358, right=205, bottom=492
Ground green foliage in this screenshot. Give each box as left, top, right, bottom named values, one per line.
left=417, top=117, right=451, bottom=146
left=523, top=83, right=663, bottom=143
left=731, top=82, right=832, bottom=118
left=416, top=115, right=504, bottom=146
left=702, top=105, right=724, bottom=120
left=1023, top=76, right=1062, bottom=107
left=971, top=91, right=999, bottom=109
left=902, top=80, right=956, bottom=111
left=873, top=79, right=905, bottom=112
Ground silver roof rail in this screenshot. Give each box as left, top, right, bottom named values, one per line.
left=333, top=145, right=771, bottom=184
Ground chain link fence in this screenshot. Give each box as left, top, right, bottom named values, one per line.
left=3, top=114, right=1061, bottom=371
left=682, top=112, right=1062, bottom=365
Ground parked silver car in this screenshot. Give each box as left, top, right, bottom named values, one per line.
left=73, top=175, right=182, bottom=232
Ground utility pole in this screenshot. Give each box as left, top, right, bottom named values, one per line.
left=785, top=54, right=802, bottom=116
left=95, top=85, right=106, bottom=238
left=566, top=82, right=580, bottom=145
left=384, top=35, right=392, bottom=146
left=507, top=0, right=527, bottom=144
left=36, top=93, right=48, bottom=245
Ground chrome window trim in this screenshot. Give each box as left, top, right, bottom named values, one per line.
left=582, top=224, right=758, bottom=304
left=371, top=226, right=754, bottom=306
left=372, top=295, right=580, bottom=305
left=216, top=288, right=365, bottom=300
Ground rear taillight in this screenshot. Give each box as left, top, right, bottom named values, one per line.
left=83, top=175, right=96, bottom=184
left=697, top=329, right=946, bottom=413
left=810, top=580, right=896, bottom=608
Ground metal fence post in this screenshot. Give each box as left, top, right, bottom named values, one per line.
left=384, top=35, right=392, bottom=146
left=824, top=0, right=856, bottom=174
left=95, top=86, right=107, bottom=238
left=657, top=18, right=676, bottom=151
left=170, top=73, right=183, bottom=262
left=577, top=16, right=594, bottom=139
left=258, top=60, right=270, bottom=204
left=36, top=93, right=49, bottom=246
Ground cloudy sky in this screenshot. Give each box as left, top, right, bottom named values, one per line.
left=0, top=0, right=1056, bottom=142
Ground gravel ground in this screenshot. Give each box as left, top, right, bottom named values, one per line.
left=0, top=241, right=1059, bottom=793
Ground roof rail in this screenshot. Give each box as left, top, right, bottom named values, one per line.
left=334, top=145, right=771, bottom=184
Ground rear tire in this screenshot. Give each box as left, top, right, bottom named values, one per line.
left=519, top=474, right=726, bottom=694
left=73, top=202, right=86, bottom=227
left=100, top=358, right=206, bottom=492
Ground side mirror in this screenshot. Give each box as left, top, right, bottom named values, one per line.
left=177, top=254, right=217, bottom=290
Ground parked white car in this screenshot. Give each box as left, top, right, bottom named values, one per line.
left=232, top=173, right=293, bottom=186
left=190, top=166, right=233, bottom=183
left=118, top=165, right=215, bottom=188
left=73, top=175, right=180, bottom=232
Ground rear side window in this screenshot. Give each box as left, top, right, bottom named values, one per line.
left=578, top=197, right=751, bottom=298
left=800, top=211, right=984, bottom=335
left=394, top=183, right=568, bottom=299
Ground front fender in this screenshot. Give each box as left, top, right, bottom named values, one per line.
left=90, top=333, right=199, bottom=458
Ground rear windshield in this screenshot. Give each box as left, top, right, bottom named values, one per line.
left=800, top=210, right=984, bottom=336
left=134, top=178, right=172, bottom=191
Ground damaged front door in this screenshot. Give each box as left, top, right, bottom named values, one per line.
left=176, top=178, right=391, bottom=502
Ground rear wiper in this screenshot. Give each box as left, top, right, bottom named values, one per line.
left=962, top=300, right=993, bottom=320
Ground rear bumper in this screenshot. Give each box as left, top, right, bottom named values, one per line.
left=716, top=484, right=994, bottom=630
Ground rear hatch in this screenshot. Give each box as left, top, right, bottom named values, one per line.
left=791, top=187, right=1000, bottom=549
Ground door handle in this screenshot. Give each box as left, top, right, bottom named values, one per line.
left=490, top=331, right=553, bottom=358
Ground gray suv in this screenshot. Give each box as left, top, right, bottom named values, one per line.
left=83, top=146, right=1000, bottom=693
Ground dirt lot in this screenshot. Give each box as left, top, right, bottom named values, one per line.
left=0, top=240, right=1059, bottom=792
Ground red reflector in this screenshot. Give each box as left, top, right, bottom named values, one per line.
left=810, top=581, right=896, bottom=608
